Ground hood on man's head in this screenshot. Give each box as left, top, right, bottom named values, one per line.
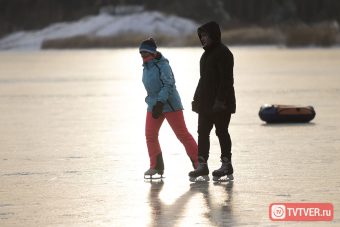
left=197, top=21, right=221, bottom=44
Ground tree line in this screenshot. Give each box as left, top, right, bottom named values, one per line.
left=1, top=0, right=340, bottom=37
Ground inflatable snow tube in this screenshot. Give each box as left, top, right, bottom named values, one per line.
left=259, top=104, right=316, bottom=123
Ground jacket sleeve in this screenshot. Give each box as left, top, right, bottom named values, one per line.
left=216, top=51, right=234, bottom=102
left=156, top=62, right=175, bottom=103
left=193, top=77, right=201, bottom=101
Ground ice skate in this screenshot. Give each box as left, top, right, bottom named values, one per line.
left=144, top=153, right=164, bottom=180
left=212, top=157, right=234, bottom=182
left=188, top=156, right=210, bottom=182
left=144, top=168, right=164, bottom=179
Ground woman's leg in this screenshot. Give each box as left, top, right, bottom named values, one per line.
left=145, top=112, right=165, bottom=169
left=164, top=111, right=198, bottom=168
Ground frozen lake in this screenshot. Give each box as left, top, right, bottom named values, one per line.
left=0, top=47, right=339, bottom=226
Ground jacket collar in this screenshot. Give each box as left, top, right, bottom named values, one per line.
left=142, top=52, right=163, bottom=67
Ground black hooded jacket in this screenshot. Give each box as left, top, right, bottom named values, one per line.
left=193, top=21, right=236, bottom=114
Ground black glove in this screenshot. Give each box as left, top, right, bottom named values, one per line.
left=152, top=101, right=164, bottom=119
left=212, top=100, right=227, bottom=112
left=192, top=100, right=199, bottom=113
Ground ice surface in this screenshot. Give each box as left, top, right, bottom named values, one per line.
left=0, top=47, right=339, bottom=226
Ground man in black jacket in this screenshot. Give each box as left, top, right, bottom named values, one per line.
left=189, top=21, right=236, bottom=182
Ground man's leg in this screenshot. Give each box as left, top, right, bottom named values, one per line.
left=212, top=112, right=234, bottom=180
left=197, top=113, right=214, bottom=161
left=188, top=113, right=213, bottom=180
left=214, top=111, right=232, bottom=161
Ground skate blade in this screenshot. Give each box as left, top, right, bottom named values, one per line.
left=189, top=175, right=210, bottom=182
left=213, top=174, right=234, bottom=182
left=144, top=174, right=164, bottom=180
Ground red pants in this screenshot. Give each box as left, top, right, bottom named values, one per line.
left=145, top=111, right=198, bottom=169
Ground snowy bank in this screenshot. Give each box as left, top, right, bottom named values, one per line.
left=0, top=10, right=198, bottom=50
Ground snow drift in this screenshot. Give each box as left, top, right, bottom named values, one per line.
left=0, top=10, right=198, bottom=50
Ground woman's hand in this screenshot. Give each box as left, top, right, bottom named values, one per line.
left=152, top=101, right=164, bottom=119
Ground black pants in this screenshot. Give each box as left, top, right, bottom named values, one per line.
left=197, top=111, right=232, bottom=162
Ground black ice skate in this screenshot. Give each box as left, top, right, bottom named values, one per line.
left=144, top=153, right=164, bottom=180
left=188, top=156, right=210, bottom=182
left=212, top=157, right=234, bottom=182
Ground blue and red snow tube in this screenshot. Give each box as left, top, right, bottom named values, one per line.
left=259, top=104, right=316, bottom=123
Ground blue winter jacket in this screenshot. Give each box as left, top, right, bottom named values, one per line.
left=142, top=53, right=183, bottom=112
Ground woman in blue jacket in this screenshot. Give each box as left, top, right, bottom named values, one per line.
left=140, top=38, right=198, bottom=178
